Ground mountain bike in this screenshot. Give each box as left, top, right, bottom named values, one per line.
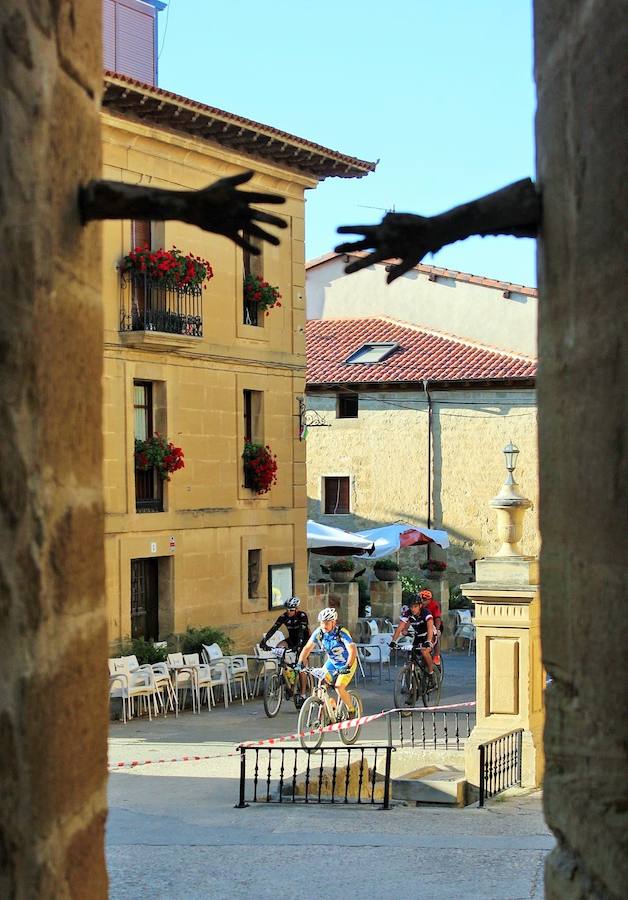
left=393, top=645, right=442, bottom=712
left=297, top=668, right=363, bottom=751
left=262, top=648, right=312, bottom=717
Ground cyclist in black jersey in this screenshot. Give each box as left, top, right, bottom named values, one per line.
left=261, top=596, right=310, bottom=703
left=389, top=594, right=437, bottom=687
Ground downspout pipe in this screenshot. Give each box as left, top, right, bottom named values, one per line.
left=423, top=379, right=432, bottom=533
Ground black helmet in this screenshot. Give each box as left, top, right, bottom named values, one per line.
left=406, top=592, right=421, bottom=606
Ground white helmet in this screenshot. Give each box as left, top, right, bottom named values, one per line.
left=318, top=607, right=338, bottom=622
left=284, top=596, right=300, bottom=609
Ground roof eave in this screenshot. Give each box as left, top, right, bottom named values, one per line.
left=102, top=72, right=376, bottom=181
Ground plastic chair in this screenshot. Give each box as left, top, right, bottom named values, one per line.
left=182, top=653, right=226, bottom=711
left=252, top=643, right=280, bottom=697
left=454, top=610, right=476, bottom=654
left=167, top=653, right=200, bottom=713
left=201, top=644, right=249, bottom=705
left=108, top=657, right=158, bottom=720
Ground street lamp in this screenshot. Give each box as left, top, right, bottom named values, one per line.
left=503, top=441, right=520, bottom=483
left=489, top=442, right=531, bottom=557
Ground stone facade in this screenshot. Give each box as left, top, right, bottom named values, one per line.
left=535, top=1, right=628, bottom=896
left=306, top=387, right=538, bottom=582
left=0, top=1, right=108, bottom=896
left=101, top=112, right=312, bottom=653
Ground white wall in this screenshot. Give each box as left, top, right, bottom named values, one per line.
left=306, top=259, right=537, bottom=356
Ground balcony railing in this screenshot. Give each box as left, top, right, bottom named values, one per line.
left=120, top=271, right=203, bottom=337
left=135, top=466, right=163, bottom=513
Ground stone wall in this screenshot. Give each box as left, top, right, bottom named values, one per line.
left=535, top=1, right=628, bottom=896
left=306, top=387, right=539, bottom=580
left=306, top=255, right=538, bottom=356
left=102, top=116, right=309, bottom=655
left=0, top=2, right=107, bottom=896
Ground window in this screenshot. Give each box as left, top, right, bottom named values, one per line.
left=134, top=380, right=163, bottom=513
left=345, top=342, right=400, bottom=364
left=248, top=550, right=262, bottom=598
left=103, top=0, right=158, bottom=85
left=243, top=389, right=263, bottom=489
left=243, top=233, right=263, bottom=326
left=268, top=564, right=294, bottom=610
left=337, top=392, right=358, bottom=419
left=324, top=476, right=350, bottom=515
left=132, top=219, right=151, bottom=251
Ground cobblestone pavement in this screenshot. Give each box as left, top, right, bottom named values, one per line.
left=107, top=652, right=553, bottom=899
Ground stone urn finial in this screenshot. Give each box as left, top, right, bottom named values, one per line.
left=489, top=442, right=532, bottom=557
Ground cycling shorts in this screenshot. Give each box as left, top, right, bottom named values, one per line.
left=323, top=658, right=357, bottom=688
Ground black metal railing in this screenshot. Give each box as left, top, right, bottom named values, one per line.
left=478, top=728, right=523, bottom=807
left=236, top=745, right=393, bottom=809
left=120, top=271, right=203, bottom=337
left=135, top=467, right=163, bottom=513
left=396, top=709, right=475, bottom=751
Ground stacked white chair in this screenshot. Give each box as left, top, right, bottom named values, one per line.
left=108, top=657, right=159, bottom=721
left=202, top=643, right=250, bottom=704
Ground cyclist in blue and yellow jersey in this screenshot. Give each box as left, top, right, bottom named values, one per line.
left=296, top=607, right=358, bottom=714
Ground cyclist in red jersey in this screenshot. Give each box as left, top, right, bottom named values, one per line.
left=419, top=589, right=442, bottom=665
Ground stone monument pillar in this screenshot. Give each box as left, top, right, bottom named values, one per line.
left=463, top=444, right=544, bottom=790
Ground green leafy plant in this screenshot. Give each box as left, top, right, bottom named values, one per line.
left=400, top=572, right=428, bottom=600
left=373, top=557, right=400, bottom=571
left=327, top=557, right=355, bottom=572
left=449, top=585, right=474, bottom=610
left=178, top=626, right=234, bottom=657
left=243, top=274, right=282, bottom=314
left=120, top=637, right=168, bottom=665
left=135, top=433, right=185, bottom=481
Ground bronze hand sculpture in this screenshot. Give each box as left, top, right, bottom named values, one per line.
left=80, top=170, right=286, bottom=254
left=335, top=178, right=541, bottom=283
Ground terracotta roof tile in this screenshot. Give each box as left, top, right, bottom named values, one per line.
left=306, top=318, right=536, bottom=385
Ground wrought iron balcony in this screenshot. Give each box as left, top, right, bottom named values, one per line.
left=120, top=270, right=203, bottom=337
left=135, top=466, right=163, bottom=513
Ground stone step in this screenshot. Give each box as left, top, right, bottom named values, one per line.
left=392, top=765, right=467, bottom=806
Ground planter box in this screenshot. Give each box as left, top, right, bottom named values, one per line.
left=374, top=570, right=399, bottom=582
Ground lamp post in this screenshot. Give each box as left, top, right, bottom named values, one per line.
left=489, top=442, right=532, bottom=557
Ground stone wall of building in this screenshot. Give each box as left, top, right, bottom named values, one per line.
left=0, top=2, right=107, bottom=896
left=102, top=117, right=310, bottom=654
left=535, top=1, right=628, bottom=896
left=306, top=387, right=538, bottom=582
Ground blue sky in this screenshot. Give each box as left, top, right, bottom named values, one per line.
left=157, top=1, right=536, bottom=286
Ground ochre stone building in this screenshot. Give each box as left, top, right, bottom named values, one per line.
left=305, top=256, right=539, bottom=580
left=100, top=73, right=373, bottom=651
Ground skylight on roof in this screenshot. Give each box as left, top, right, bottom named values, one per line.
left=345, top=342, right=400, bottom=365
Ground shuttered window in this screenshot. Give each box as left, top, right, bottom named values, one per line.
left=102, top=0, right=156, bottom=85
left=103, top=0, right=116, bottom=70
left=324, top=477, right=351, bottom=515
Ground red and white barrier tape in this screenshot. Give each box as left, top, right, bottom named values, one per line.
left=237, top=701, right=477, bottom=749
left=108, top=750, right=239, bottom=771
left=109, top=701, right=477, bottom=770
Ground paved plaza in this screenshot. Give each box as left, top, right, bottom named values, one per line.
left=107, top=653, right=554, bottom=899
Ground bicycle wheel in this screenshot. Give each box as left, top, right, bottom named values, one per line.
left=298, top=696, right=325, bottom=751
left=394, top=666, right=417, bottom=715
left=339, top=691, right=363, bottom=745
left=420, top=665, right=442, bottom=708
left=262, top=673, right=283, bottom=717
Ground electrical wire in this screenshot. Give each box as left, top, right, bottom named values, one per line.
left=157, top=0, right=172, bottom=61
